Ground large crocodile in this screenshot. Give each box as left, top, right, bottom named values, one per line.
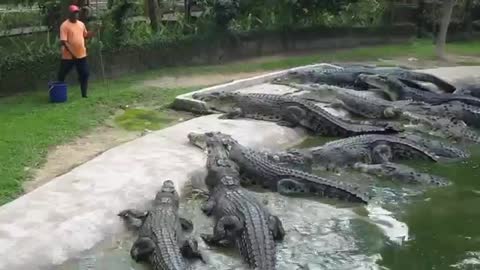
left=192, top=91, right=400, bottom=137
left=401, top=112, right=480, bottom=144
left=304, top=134, right=440, bottom=170
left=188, top=132, right=312, bottom=172
left=402, top=100, right=480, bottom=128
left=358, top=74, right=480, bottom=107
left=353, top=162, right=450, bottom=187
left=201, top=134, right=284, bottom=269
left=327, top=87, right=406, bottom=119
left=118, top=180, right=203, bottom=270
left=396, top=132, right=470, bottom=159
left=188, top=131, right=370, bottom=204
left=274, top=66, right=457, bottom=92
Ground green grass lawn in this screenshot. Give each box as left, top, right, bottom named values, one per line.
left=1, top=39, right=479, bottom=205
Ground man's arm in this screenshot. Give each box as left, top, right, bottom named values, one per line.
left=59, top=24, right=77, bottom=59
left=60, top=40, right=77, bottom=59
left=83, top=24, right=95, bottom=39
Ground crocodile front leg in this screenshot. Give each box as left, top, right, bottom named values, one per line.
left=283, top=105, right=307, bottom=126
left=277, top=178, right=309, bottom=196
left=276, top=120, right=298, bottom=128
left=118, top=209, right=149, bottom=229
left=372, top=144, right=393, bottom=163
left=268, top=215, right=286, bottom=241
left=201, top=197, right=216, bottom=216
left=324, top=100, right=345, bottom=110
left=201, top=216, right=244, bottom=247
left=130, top=237, right=155, bottom=262
left=219, top=107, right=243, bottom=119
left=179, top=217, right=194, bottom=232
left=180, top=238, right=205, bottom=262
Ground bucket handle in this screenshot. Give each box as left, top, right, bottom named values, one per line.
left=48, top=82, right=63, bottom=93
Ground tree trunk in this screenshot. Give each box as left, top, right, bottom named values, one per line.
left=436, top=0, right=456, bottom=60
left=464, top=0, right=473, bottom=38
left=417, top=0, right=426, bottom=38
left=184, top=0, right=191, bottom=23
left=147, top=0, right=160, bottom=32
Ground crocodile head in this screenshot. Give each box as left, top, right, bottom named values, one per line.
left=153, top=180, right=179, bottom=208
left=188, top=131, right=238, bottom=151
left=357, top=74, right=403, bottom=101
left=192, top=91, right=241, bottom=113
left=354, top=162, right=450, bottom=186
left=353, top=162, right=397, bottom=177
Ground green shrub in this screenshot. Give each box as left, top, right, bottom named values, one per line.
left=0, top=10, right=42, bottom=30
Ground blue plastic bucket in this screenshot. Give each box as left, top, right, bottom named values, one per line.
left=48, top=81, right=68, bottom=103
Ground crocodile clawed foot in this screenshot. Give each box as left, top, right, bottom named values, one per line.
left=200, top=234, right=231, bottom=247
left=118, top=209, right=148, bottom=229
left=200, top=233, right=216, bottom=245
left=130, top=237, right=155, bottom=262
left=201, top=199, right=215, bottom=216
left=277, top=120, right=297, bottom=127
left=181, top=238, right=205, bottom=262
left=268, top=215, right=286, bottom=241
left=219, top=108, right=242, bottom=119
left=179, top=217, right=194, bottom=232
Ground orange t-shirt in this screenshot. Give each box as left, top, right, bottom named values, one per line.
left=59, top=20, right=87, bottom=60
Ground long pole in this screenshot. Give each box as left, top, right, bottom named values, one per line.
left=94, top=1, right=109, bottom=96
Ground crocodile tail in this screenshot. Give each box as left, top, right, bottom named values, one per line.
left=409, top=72, right=456, bottom=93
left=449, top=95, right=480, bottom=107
left=299, top=172, right=371, bottom=204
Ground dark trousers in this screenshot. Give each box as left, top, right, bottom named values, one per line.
left=57, top=57, right=90, bottom=97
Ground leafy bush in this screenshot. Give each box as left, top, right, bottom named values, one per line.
left=0, top=10, right=42, bottom=30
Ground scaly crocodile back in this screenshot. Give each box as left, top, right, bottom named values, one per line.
left=139, top=207, right=188, bottom=270
left=397, top=133, right=470, bottom=159
left=231, top=144, right=370, bottom=203
left=318, top=134, right=439, bottom=162
left=212, top=184, right=277, bottom=269
left=277, top=96, right=399, bottom=136
left=334, top=88, right=397, bottom=119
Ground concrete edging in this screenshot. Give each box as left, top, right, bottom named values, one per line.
left=171, top=63, right=342, bottom=113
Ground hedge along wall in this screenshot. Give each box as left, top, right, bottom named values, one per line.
left=0, top=25, right=416, bottom=96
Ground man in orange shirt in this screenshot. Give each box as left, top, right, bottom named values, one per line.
left=57, top=5, right=93, bottom=98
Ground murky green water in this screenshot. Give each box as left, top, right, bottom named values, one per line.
left=56, top=135, right=480, bottom=270
left=299, top=135, right=480, bottom=270
left=379, top=147, right=480, bottom=270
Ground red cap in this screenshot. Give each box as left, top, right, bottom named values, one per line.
left=69, top=5, right=80, bottom=13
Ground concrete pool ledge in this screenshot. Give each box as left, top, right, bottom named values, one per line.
left=172, top=64, right=480, bottom=114
left=0, top=115, right=307, bottom=270
left=172, top=63, right=342, bottom=113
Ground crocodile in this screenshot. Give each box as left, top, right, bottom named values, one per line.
left=304, top=134, right=440, bottom=170
left=274, top=66, right=457, bottom=92
left=118, top=180, right=203, bottom=270
left=327, top=87, right=405, bottom=119
left=396, top=132, right=470, bottom=159
left=188, top=132, right=312, bottom=172
left=353, top=162, right=450, bottom=186
left=284, top=83, right=421, bottom=121
left=402, top=100, right=480, bottom=128
left=358, top=74, right=480, bottom=107
left=401, top=112, right=480, bottom=144
left=201, top=134, right=284, bottom=269
left=188, top=131, right=370, bottom=204
left=192, top=91, right=400, bottom=137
